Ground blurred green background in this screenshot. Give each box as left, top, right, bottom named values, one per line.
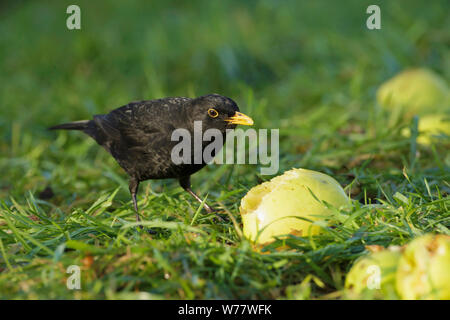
left=1, top=0, right=448, bottom=200
left=0, top=0, right=449, bottom=299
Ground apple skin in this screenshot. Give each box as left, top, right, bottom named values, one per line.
left=239, top=168, right=350, bottom=244
left=396, top=234, right=450, bottom=300
left=345, top=248, right=402, bottom=300
left=401, top=114, right=450, bottom=145
left=377, top=68, right=449, bottom=115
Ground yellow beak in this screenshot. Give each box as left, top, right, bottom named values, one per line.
left=226, top=112, right=254, bottom=126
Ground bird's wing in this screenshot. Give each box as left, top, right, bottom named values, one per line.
left=93, top=98, right=191, bottom=147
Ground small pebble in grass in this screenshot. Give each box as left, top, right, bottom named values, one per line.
left=82, top=255, right=94, bottom=268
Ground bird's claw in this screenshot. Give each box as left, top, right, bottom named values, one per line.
left=207, top=210, right=228, bottom=223
left=136, top=224, right=157, bottom=235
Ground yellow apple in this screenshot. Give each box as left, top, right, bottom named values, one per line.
left=377, top=68, right=449, bottom=115
left=239, top=168, right=350, bottom=244
left=345, top=247, right=402, bottom=299
left=401, top=114, right=450, bottom=145
left=396, top=234, right=450, bottom=300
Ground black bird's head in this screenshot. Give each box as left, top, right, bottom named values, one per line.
left=189, top=94, right=253, bottom=132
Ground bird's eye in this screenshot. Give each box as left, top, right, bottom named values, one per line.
left=208, top=108, right=219, bottom=118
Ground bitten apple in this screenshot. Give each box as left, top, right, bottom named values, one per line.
left=396, top=234, right=450, bottom=300
left=239, top=168, right=350, bottom=244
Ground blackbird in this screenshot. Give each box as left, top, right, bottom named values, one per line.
left=49, top=94, right=253, bottom=224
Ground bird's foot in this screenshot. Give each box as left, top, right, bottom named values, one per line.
left=135, top=224, right=157, bottom=235
left=135, top=214, right=157, bottom=235
left=204, top=206, right=228, bottom=223
left=145, top=227, right=157, bottom=235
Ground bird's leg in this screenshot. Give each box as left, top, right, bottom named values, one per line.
left=185, top=188, right=215, bottom=214
left=179, top=176, right=224, bottom=221
left=129, top=179, right=157, bottom=234
left=129, top=178, right=142, bottom=223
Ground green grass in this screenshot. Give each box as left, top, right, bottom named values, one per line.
left=0, top=0, right=449, bottom=299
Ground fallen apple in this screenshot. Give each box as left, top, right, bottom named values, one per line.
left=396, top=234, right=450, bottom=300
left=401, top=114, right=450, bottom=145
left=345, top=247, right=402, bottom=299
left=239, top=168, right=350, bottom=244
left=377, top=68, right=449, bottom=115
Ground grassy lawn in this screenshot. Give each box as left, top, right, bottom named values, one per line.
left=0, top=0, right=449, bottom=299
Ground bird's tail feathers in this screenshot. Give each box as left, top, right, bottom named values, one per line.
left=48, top=120, right=90, bottom=131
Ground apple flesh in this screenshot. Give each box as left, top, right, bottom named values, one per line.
left=377, top=68, right=449, bottom=115
left=239, top=168, right=350, bottom=244
left=396, top=234, right=450, bottom=300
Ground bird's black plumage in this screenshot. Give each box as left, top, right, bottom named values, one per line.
left=49, top=94, right=253, bottom=223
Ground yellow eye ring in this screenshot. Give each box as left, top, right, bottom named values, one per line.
left=208, top=108, right=219, bottom=118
